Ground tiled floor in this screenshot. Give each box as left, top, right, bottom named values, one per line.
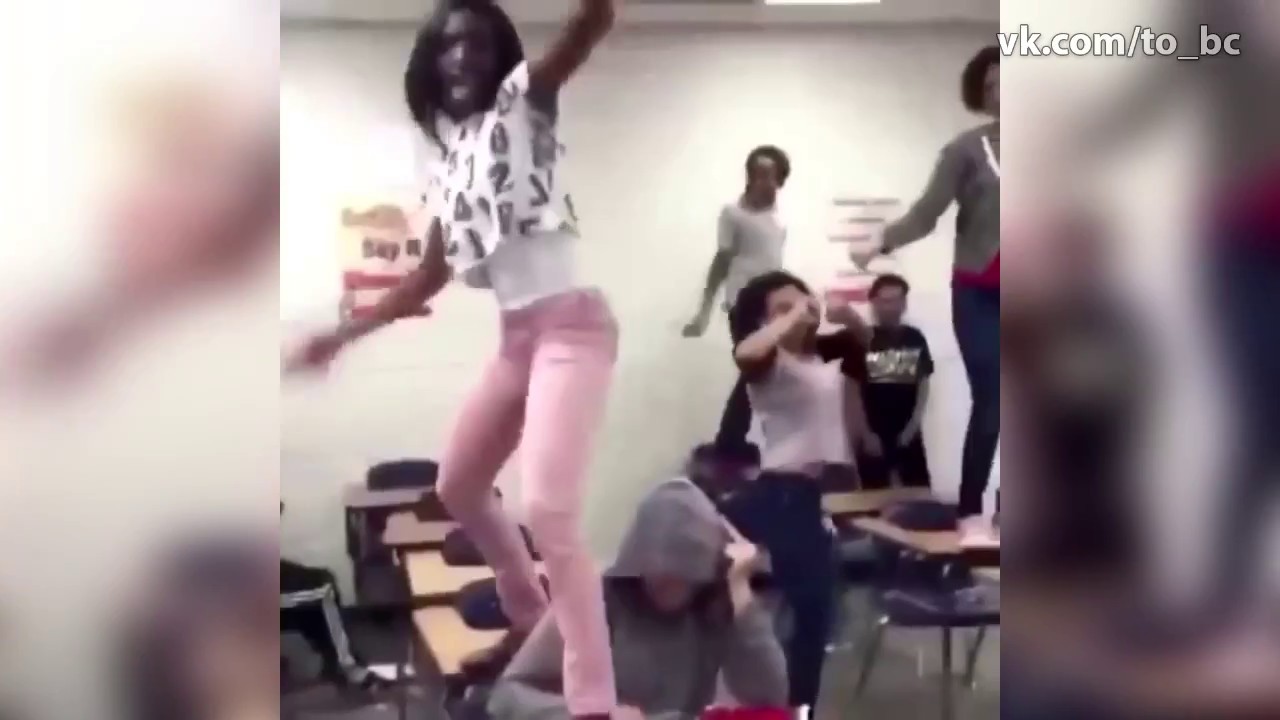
left=285, top=588, right=1001, bottom=719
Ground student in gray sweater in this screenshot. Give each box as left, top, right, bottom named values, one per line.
left=488, top=479, right=788, bottom=720
left=857, top=45, right=1001, bottom=539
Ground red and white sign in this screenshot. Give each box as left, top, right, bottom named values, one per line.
left=337, top=196, right=432, bottom=321
left=824, top=197, right=900, bottom=307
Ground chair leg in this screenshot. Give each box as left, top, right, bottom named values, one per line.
left=963, top=626, right=988, bottom=689
left=940, top=627, right=954, bottom=720
left=854, top=615, right=890, bottom=697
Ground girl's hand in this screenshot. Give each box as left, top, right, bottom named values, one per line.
left=285, top=331, right=345, bottom=374
left=826, top=301, right=860, bottom=327
left=726, top=541, right=765, bottom=580
left=787, top=296, right=820, bottom=329
left=862, top=433, right=884, bottom=458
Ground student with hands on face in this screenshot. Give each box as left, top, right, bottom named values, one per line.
left=488, top=479, right=788, bottom=720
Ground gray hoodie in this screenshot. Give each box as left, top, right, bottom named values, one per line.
left=488, top=479, right=788, bottom=720
left=883, top=122, right=1000, bottom=276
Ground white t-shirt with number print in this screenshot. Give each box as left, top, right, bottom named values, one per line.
left=427, top=61, right=582, bottom=309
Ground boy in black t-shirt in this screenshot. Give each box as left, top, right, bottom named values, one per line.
left=857, top=274, right=934, bottom=489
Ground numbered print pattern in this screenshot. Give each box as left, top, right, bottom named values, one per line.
left=439, top=74, right=579, bottom=269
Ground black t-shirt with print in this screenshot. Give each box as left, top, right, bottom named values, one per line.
left=861, top=324, right=934, bottom=432
left=815, top=328, right=868, bottom=382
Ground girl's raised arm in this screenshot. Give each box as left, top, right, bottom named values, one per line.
left=528, top=1, right=617, bottom=99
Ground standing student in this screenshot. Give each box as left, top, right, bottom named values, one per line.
left=682, top=146, right=792, bottom=459
left=845, top=274, right=934, bottom=490
left=288, top=2, right=621, bottom=718
left=855, top=46, right=1000, bottom=541
left=719, top=270, right=869, bottom=711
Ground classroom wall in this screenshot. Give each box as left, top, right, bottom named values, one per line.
left=280, top=22, right=1001, bottom=582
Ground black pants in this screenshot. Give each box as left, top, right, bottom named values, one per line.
left=715, top=304, right=755, bottom=455
left=857, top=425, right=932, bottom=490
left=1208, top=240, right=1280, bottom=610
left=280, top=559, right=362, bottom=680
left=721, top=473, right=837, bottom=708
left=953, top=285, right=1001, bottom=517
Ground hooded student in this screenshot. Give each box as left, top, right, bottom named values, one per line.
left=488, top=479, right=788, bottom=720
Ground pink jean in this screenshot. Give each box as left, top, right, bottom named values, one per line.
left=436, top=288, right=618, bottom=715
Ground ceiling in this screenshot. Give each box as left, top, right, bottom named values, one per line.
left=280, top=0, right=999, bottom=26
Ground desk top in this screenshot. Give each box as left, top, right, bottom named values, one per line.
left=404, top=549, right=546, bottom=600
left=383, top=513, right=454, bottom=548
left=404, top=550, right=496, bottom=598
left=412, top=606, right=504, bottom=678
left=822, top=488, right=936, bottom=517
left=852, top=517, right=1000, bottom=558
left=343, top=485, right=429, bottom=510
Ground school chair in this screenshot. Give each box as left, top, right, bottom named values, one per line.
left=349, top=459, right=442, bottom=609
left=853, top=500, right=999, bottom=720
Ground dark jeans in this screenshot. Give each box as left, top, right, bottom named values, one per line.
left=952, top=284, right=1001, bottom=518
left=716, top=304, right=755, bottom=455
left=1208, top=240, right=1280, bottom=609
left=721, top=472, right=837, bottom=708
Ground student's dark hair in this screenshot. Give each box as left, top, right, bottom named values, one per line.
left=731, top=270, right=812, bottom=337
left=869, top=273, right=910, bottom=298
left=403, top=0, right=525, bottom=150
left=961, top=45, right=999, bottom=113
left=745, top=145, right=792, bottom=187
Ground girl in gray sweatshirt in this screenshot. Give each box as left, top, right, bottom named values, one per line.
left=488, top=479, right=788, bottom=720
left=873, top=45, right=1001, bottom=534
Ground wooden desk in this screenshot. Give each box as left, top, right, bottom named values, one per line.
left=822, top=487, right=936, bottom=517
left=404, top=550, right=546, bottom=604
left=404, top=550, right=493, bottom=603
left=343, top=485, right=429, bottom=511
left=383, top=512, right=454, bottom=549
left=852, top=517, right=1000, bottom=564
left=412, top=606, right=504, bottom=679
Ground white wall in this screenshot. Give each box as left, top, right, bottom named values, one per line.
left=280, top=23, right=1000, bottom=581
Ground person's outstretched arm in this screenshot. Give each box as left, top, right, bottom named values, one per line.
left=287, top=221, right=449, bottom=372
left=684, top=207, right=737, bottom=336
left=334, top=220, right=449, bottom=344
left=528, top=0, right=617, bottom=104
left=880, top=143, right=963, bottom=253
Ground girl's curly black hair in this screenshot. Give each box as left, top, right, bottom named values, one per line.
left=960, top=45, right=999, bottom=113
left=403, top=0, right=525, bottom=151
left=745, top=145, right=792, bottom=188
left=730, top=269, right=813, bottom=339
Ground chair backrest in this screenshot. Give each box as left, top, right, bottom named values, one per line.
left=443, top=525, right=538, bottom=567
left=366, top=460, right=438, bottom=491
left=456, top=575, right=549, bottom=631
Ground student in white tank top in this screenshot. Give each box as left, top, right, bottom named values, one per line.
left=288, top=3, right=626, bottom=718
left=731, top=271, right=872, bottom=476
